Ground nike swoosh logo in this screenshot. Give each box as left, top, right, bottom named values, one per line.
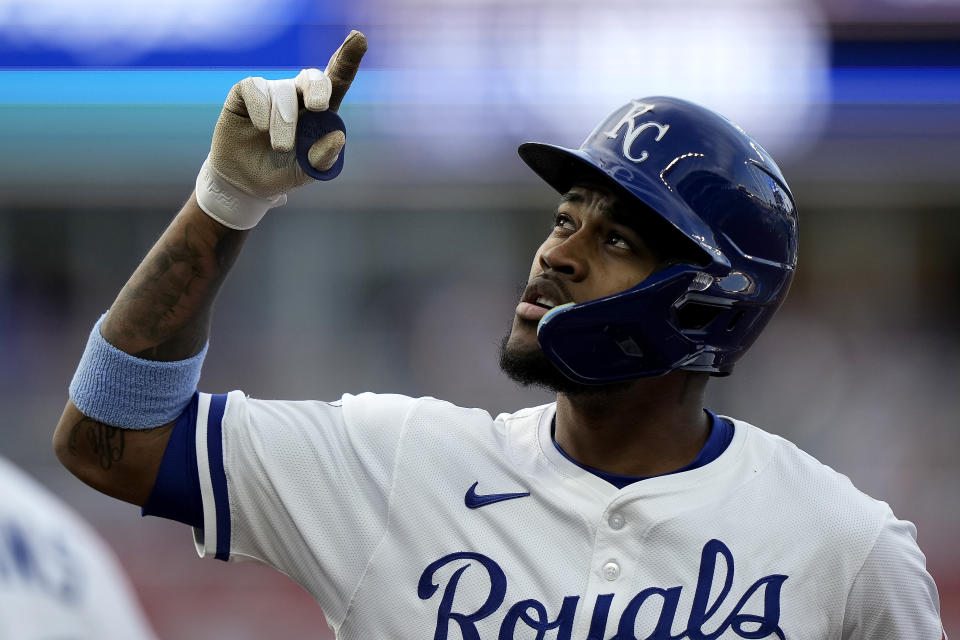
left=464, top=481, right=530, bottom=509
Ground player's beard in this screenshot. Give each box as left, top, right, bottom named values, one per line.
left=498, top=329, right=630, bottom=397
left=498, top=279, right=633, bottom=397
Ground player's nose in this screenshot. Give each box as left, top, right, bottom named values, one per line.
left=539, top=235, right=588, bottom=282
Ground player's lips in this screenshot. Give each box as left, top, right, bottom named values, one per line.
left=516, top=277, right=570, bottom=322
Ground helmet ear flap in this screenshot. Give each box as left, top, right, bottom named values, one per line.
left=675, top=301, right=725, bottom=331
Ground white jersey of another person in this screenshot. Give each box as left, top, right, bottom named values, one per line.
left=0, top=455, right=156, bottom=640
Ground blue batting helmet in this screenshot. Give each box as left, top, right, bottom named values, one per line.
left=518, top=97, right=798, bottom=382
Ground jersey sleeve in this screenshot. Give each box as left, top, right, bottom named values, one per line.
left=842, top=510, right=945, bottom=639
left=141, top=392, right=203, bottom=528
left=190, top=390, right=416, bottom=626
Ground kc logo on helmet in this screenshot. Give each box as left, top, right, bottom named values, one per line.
left=603, top=100, right=670, bottom=164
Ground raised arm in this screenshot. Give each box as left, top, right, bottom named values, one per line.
left=53, top=197, right=245, bottom=504
left=53, top=31, right=367, bottom=506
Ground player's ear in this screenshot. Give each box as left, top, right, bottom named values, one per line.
left=326, top=30, right=367, bottom=113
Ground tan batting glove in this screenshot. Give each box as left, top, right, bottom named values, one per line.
left=196, top=30, right=367, bottom=230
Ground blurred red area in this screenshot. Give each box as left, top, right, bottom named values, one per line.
left=106, top=518, right=333, bottom=640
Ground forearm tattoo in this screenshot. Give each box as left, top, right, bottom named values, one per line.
left=67, top=417, right=125, bottom=471
left=105, top=213, right=246, bottom=361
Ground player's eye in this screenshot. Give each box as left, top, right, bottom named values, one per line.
left=553, top=212, right=576, bottom=232
left=607, top=231, right=632, bottom=251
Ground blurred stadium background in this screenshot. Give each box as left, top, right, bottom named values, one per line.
left=1, top=0, right=958, bottom=637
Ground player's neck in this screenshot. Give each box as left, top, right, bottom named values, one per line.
left=553, top=371, right=710, bottom=478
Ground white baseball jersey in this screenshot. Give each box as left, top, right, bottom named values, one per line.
left=180, top=391, right=943, bottom=639
left=0, top=456, right=157, bottom=640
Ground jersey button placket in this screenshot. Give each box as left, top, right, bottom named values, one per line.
left=600, top=509, right=627, bottom=582
left=575, top=502, right=635, bottom=639
left=600, top=511, right=627, bottom=582
left=602, top=561, right=621, bottom=581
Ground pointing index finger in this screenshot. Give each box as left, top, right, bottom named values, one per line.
left=325, top=30, right=367, bottom=113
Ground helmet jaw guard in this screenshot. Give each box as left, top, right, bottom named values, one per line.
left=519, top=97, right=798, bottom=383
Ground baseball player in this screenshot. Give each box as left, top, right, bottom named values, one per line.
left=0, top=455, right=157, bottom=639
left=53, top=31, right=945, bottom=639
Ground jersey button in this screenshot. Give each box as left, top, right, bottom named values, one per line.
left=602, top=561, right=620, bottom=581
left=608, top=513, right=625, bottom=530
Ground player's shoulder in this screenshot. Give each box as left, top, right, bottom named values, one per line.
left=339, top=392, right=553, bottom=427
left=341, top=392, right=494, bottom=424
left=731, top=417, right=894, bottom=530
left=229, top=390, right=437, bottom=429
left=494, top=402, right=556, bottom=424
left=339, top=393, right=554, bottom=451
left=223, top=390, right=509, bottom=451
left=328, top=392, right=502, bottom=444
left=227, top=389, right=548, bottom=430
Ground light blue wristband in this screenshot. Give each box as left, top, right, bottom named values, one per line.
left=68, top=314, right=208, bottom=429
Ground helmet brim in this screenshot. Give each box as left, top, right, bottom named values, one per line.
left=518, top=142, right=726, bottom=268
